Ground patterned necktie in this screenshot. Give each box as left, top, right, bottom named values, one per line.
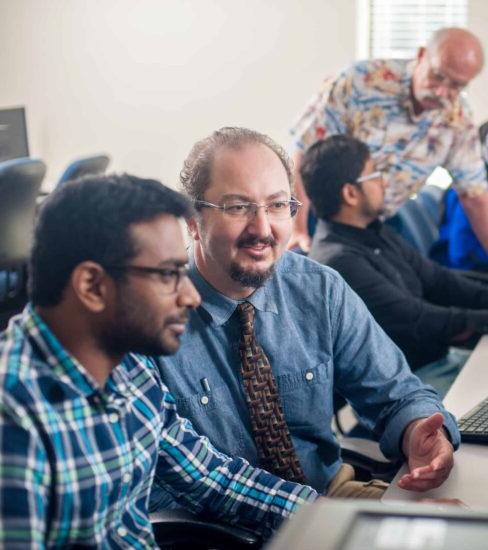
left=236, top=302, right=306, bottom=483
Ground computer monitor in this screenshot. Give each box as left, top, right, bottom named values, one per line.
left=0, top=107, right=29, bottom=162
left=266, top=499, right=488, bottom=550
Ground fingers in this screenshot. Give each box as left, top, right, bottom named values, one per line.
left=397, top=472, right=449, bottom=491
left=430, top=452, right=453, bottom=472
left=398, top=462, right=451, bottom=491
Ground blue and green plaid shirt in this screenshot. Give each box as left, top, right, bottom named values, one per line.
left=0, top=305, right=317, bottom=548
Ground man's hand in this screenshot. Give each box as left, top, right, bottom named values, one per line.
left=397, top=413, right=454, bottom=492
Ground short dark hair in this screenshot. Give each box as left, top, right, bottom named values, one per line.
left=300, top=135, right=370, bottom=221
left=180, top=126, right=293, bottom=200
left=30, top=173, right=193, bottom=307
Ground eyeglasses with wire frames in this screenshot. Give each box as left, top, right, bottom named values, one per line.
left=103, top=264, right=189, bottom=295
left=194, top=198, right=302, bottom=219
left=354, top=171, right=384, bottom=185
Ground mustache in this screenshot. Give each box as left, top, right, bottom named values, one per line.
left=236, top=235, right=277, bottom=248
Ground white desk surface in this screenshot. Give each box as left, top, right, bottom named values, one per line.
left=383, top=335, right=488, bottom=506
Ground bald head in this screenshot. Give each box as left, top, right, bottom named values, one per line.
left=412, top=27, right=484, bottom=112
left=427, top=27, right=484, bottom=77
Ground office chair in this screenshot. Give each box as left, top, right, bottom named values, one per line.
left=56, top=154, right=110, bottom=189
left=385, top=198, right=439, bottom=257
left=0, top=157, right=46, bottom=329
left=151, top=510, right=262, bottom=549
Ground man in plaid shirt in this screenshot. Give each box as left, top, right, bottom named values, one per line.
left=0, top=174, right=317, bottom=548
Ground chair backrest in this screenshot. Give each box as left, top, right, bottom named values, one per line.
left=385, top=198, right=439, bottom=257
left=0, top=157, right=46, bottom=269
left=57, top=154, right=110, bottom=189
left=416, top=184, right=446, bottom=226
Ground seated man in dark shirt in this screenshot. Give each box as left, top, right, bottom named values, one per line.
left=302, top=135, right=488, bottom=397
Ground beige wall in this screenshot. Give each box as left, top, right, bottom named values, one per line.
left=467, top=0, right=488, bottom=125
left=0, top=0, right=486, bottom=188
left=0, top=0, right=356, bottom=187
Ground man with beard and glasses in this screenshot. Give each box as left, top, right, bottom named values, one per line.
left=288, top=27, right=488, bottom=255
left=150, top=126, right=461, bottom=510
left=302, top=135, right=488, bottom=398
left=0, top=174, right=320, bottom=548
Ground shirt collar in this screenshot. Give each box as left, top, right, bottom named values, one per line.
left=188, top=251, right=279, bottom=326
left=22, top=304, right=132, bottom=399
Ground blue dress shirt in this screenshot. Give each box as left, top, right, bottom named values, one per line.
left=154, top=251, right=460, bottom=497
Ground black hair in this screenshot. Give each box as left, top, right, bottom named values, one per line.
left=299, top=135, right=370, bottom=221
left=29, top=173, right=193, bottom=306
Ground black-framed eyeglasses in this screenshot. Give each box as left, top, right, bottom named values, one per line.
left=103, top=264, right=189, bottom=295
left=194, top=198, right=302, bottom=219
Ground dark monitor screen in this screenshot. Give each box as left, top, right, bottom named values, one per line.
left=0, top=107, right=29, bottom=162
left=340, top=512, right=488, bottom=550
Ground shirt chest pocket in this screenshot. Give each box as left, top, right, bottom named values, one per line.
left=174, top=384, right=247, bottom=456
left=276, top=361, right=333, bottom=430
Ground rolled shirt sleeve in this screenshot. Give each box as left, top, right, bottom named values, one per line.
left=328, top=271, right=460, bottom=460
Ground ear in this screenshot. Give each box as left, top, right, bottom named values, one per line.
left=186, top=216, right=200, bottom=241
left=341, top=183, right=360, bottom=207
left=70, top=261, right=111, bottom=313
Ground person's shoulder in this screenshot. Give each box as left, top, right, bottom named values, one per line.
left=349, top=58, right=409, bottom=96
left=310, top=226, right=359, bottom=261
left=0, top=315, right=39, bottom=390
left=124, top=353, right=162, bottom=389
left=346, top=58, right=405, bottom=75
left=0, top=316, right=49, bottom=423
left=276, top=250, right=345, bottom=283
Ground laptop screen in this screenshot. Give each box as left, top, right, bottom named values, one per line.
left=340, top=512, right=488, bottom=550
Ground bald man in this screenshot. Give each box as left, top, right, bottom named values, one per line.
left=289, top=27, right=488, bottom=253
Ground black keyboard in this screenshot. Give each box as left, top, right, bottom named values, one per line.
left=458, top=397, right=488, bottom=443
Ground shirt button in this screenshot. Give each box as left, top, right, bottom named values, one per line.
left=122, top=472, right=131, bottom=483
left=117, top=527, right=127, bottom=537
left=200, top=395, right=209, bottom=405
left=374, top=248, right=381, bottom=255
left=109, top=412, right=119, bottom=423
left=305, top=371, right=314, bottom=381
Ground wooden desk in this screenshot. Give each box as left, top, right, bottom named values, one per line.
left=383, top=336, right=488, bottom=507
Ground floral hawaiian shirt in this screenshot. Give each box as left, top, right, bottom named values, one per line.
left=290, top=59, right=487, bottom=217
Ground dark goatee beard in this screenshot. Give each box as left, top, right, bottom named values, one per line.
left=230, top=234, right=277, bottom=288
left=229, top=262, right=275, bottom=288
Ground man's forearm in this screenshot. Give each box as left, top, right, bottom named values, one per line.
left=460, top=191, right=488, bottom=252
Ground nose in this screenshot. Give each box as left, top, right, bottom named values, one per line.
left=177, top=276, right=201, bottom=309
left=246, top=205, right=272, bottom=237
